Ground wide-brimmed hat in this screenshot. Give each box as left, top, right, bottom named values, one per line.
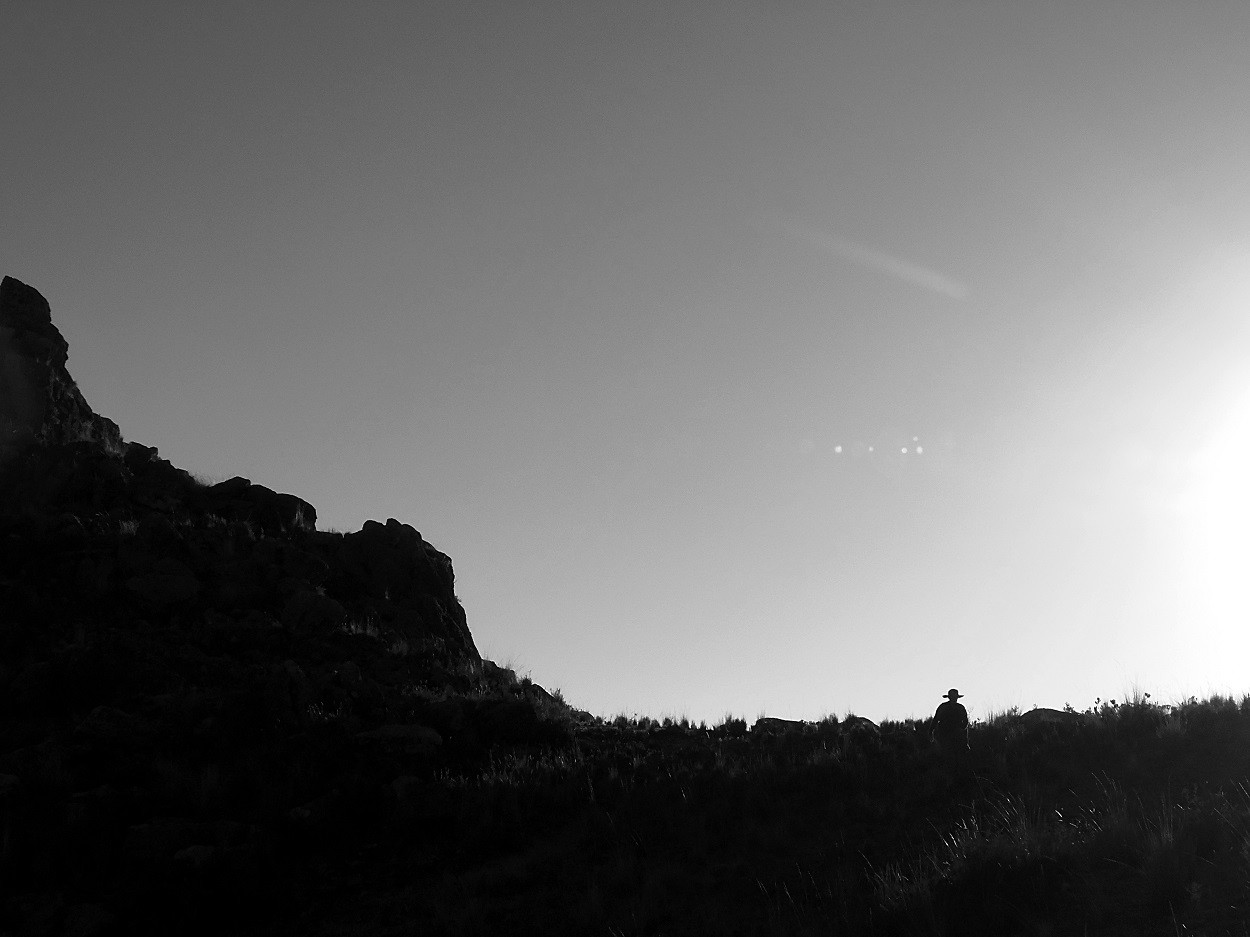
left=944, top=689, right=963, bottom=699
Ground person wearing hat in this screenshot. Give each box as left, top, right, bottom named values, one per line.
left=933, top=689, right=970, bottom=760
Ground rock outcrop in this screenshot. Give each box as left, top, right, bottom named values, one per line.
left=0, top=276, right=570, bottom=934
left=0, top=276, right=124, bottom=454
left=0, top=274, right=477, bottom=661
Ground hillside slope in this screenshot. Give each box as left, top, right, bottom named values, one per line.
left=0, top=276, right=573, bottom=935
left=4, top=276, right=1250, bottom=937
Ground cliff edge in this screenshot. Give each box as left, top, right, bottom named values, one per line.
left=0, top=276, right=573, bottom=934
left=0, top=274, right=478, bottom=661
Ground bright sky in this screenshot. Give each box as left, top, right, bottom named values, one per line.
left=6, top=2, right=1250, bottom=724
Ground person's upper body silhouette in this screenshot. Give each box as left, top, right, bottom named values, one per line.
left=933, top=688, right=969, bottom=751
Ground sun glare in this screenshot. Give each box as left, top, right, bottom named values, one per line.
left=1179, top=381, right=1250, bottom=670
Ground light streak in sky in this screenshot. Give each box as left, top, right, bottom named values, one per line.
left=820, top=235, right=970, bottom=301
left=784, top=220, right=970, bottom=300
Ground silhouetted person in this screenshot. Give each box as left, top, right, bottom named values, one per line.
left=933, top=688, right=970, bottom=768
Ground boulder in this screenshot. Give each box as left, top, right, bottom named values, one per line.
left=324, top=518, right=478, bottom=659
left=751, top=717, right=809, bottom=735
left=129, top=452, right=199, bottom=513
left=1019, top=707, right=1087, bottom=727
left=842, top=715, right=879, bottom=733
left=205, top=477, right=317, bottom=534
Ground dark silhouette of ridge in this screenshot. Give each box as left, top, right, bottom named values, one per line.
left=0, top=274, right=478, bottom=659
left=0, top=276, right=575, bottom=934
left=6, top=276, right=1250, bottom=936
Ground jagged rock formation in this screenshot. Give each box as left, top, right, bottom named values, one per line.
left=0, top=274, right=477, bottom=660
left=0, top=275, right=125, bottom=456
left=0, top=276, right=571, bottom=935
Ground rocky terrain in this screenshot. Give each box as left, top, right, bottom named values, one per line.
left=0, top=276, right=575, bottom=935
left=5, top=275, right=1250, bottom=937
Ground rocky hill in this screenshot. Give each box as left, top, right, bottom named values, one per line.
left=0, top=276, right=572, bottom=936
left=0, top=275, right=477, bottom=662
left=10, top=276, right=1247, bottom=937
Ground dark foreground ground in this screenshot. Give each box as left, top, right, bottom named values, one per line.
left=5, top=627, right=1250, bottom=937
left=271, top=695, right=1250, bottom=937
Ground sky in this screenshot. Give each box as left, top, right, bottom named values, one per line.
left=5, top=1, right=1250, bottom=724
